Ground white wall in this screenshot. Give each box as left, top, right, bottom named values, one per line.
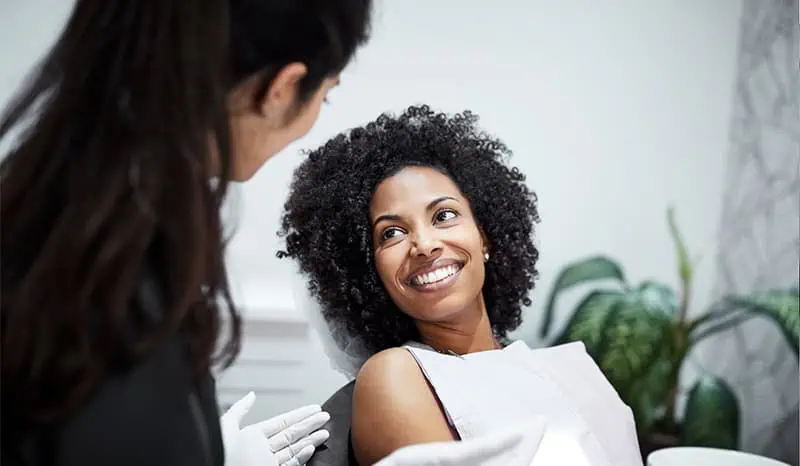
left=229, top=0, right=745, bottom=320
left=224, top=0, right=745, bottom=414
left=0, top=1, right=73, bottom=123
left=1, top=1, right=744, bottom=419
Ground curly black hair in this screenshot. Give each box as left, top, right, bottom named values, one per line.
left=277, top=105, right=540, bottom=355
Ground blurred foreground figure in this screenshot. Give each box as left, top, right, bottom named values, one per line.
left=0, top=1, right=372, bottom=464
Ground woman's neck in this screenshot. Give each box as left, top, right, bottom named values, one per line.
left=415, top=295, right=500, bottom=355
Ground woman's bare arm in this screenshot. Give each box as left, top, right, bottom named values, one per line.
left=351, top=348, right=456, bottom=465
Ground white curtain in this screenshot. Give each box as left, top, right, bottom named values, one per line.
left=695, top=1, right=799, bottom=464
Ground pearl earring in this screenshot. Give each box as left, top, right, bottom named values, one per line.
left=483, top=251, right=490, bottom=261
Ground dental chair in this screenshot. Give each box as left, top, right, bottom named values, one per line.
left=307, top=381, right=358, bottom=466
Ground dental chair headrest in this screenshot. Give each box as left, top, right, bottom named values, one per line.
left=307, top=381, right=357, bottom=466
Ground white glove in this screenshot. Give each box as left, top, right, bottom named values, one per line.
left=529, top=429, right=605, bottom=466
left=373, top=419, right=547, bottom=466
left=220, top=392, right=331, bottom=466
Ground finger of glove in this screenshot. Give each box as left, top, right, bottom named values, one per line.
left=274, top=434, right=325, bottom=466
left=255, top=405, right=322, bottom=437
left=271, top=428, right=329, bottom=460
left=279, top=445, right=315, bottom=466
left=266, top=411, right=330, bottom=451
left=220, top=391, right=256, bottom=425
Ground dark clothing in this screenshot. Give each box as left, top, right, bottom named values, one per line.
left=1, top=268, right=225, bottom=466
left=307, top=381, right=357, bottom=466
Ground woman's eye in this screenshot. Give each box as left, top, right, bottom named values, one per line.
left=434, top=209, right=458, bottom=223
left=381, top=227, right=404, bottom=242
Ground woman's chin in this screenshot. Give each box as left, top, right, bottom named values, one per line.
left=411, top=295, right=479, bottom=323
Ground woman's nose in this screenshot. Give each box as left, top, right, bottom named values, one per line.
left=410, top=234, right=443, bottom=257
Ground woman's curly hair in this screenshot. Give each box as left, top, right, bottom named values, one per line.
left=277, top=104, right=540, bottom=355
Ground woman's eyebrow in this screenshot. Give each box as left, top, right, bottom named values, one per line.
left=426, top=196, right=457, bottom=211
left=372, top=213, right=401, bottom=228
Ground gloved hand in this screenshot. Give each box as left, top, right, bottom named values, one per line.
left=528, top=429, right=606, bottom=466
left=220, top=392, right=331, bottom=466
left=373, top=419, right=547, bottom=466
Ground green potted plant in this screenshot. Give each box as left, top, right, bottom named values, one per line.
left=535, top=207, right=799, bottom=456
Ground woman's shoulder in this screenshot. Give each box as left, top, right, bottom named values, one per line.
left=352, top=347, right=426, bottom=413
left=358, top=347, right=418, bottom=380
left=351, top=347, right=454, bottom=465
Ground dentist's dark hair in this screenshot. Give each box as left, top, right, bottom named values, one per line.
left=0, top=0, right=371, bottom=429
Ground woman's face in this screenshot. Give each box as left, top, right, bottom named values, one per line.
left=369, top=166, right=488, bottom=323
left=226, top=65, right=339, bottom=181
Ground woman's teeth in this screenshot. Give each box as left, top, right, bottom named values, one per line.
left=411, top=264, right=461, bottom=286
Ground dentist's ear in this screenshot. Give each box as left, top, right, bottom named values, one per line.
left=258, top=63, right=308, bottom=121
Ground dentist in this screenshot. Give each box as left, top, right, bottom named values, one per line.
left=1, top=1, right=371, bottom=465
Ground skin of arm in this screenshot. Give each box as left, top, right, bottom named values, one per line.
left=351, top=348, right=456, bottom=465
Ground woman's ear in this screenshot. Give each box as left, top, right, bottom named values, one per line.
left=480, top=229, right=490, bottom=262
left=258, top=62, right=308, bottom=121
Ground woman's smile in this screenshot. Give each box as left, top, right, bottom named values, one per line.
left=407, top=260, right=464, bottom=292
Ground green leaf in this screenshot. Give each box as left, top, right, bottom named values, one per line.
left=539, top=256, right=626, bottom=339
left=690, top=311, right=756, bottom=345
left=555, top=286, right=676, bottom=431
left=626, top=349, right=672, bottom=432
left=636, top=281, right=679, bottom=318
left=727, top=289, right=799, bottom=355
left=595, top=293, right=673, bottom=411
left=687, top=301, right=736, bottom=333
left=681, top=375, right=740, bottom=449
left=667, top=207, right=693, bottom=284
left=555, top=290, right=623, bottom=357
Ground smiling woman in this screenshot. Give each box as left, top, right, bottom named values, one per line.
left=278, top=105, right=540, bottom=356
left=369, top=167, right=493, bottom=329
left=277, top=105, right=642, bottom=465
